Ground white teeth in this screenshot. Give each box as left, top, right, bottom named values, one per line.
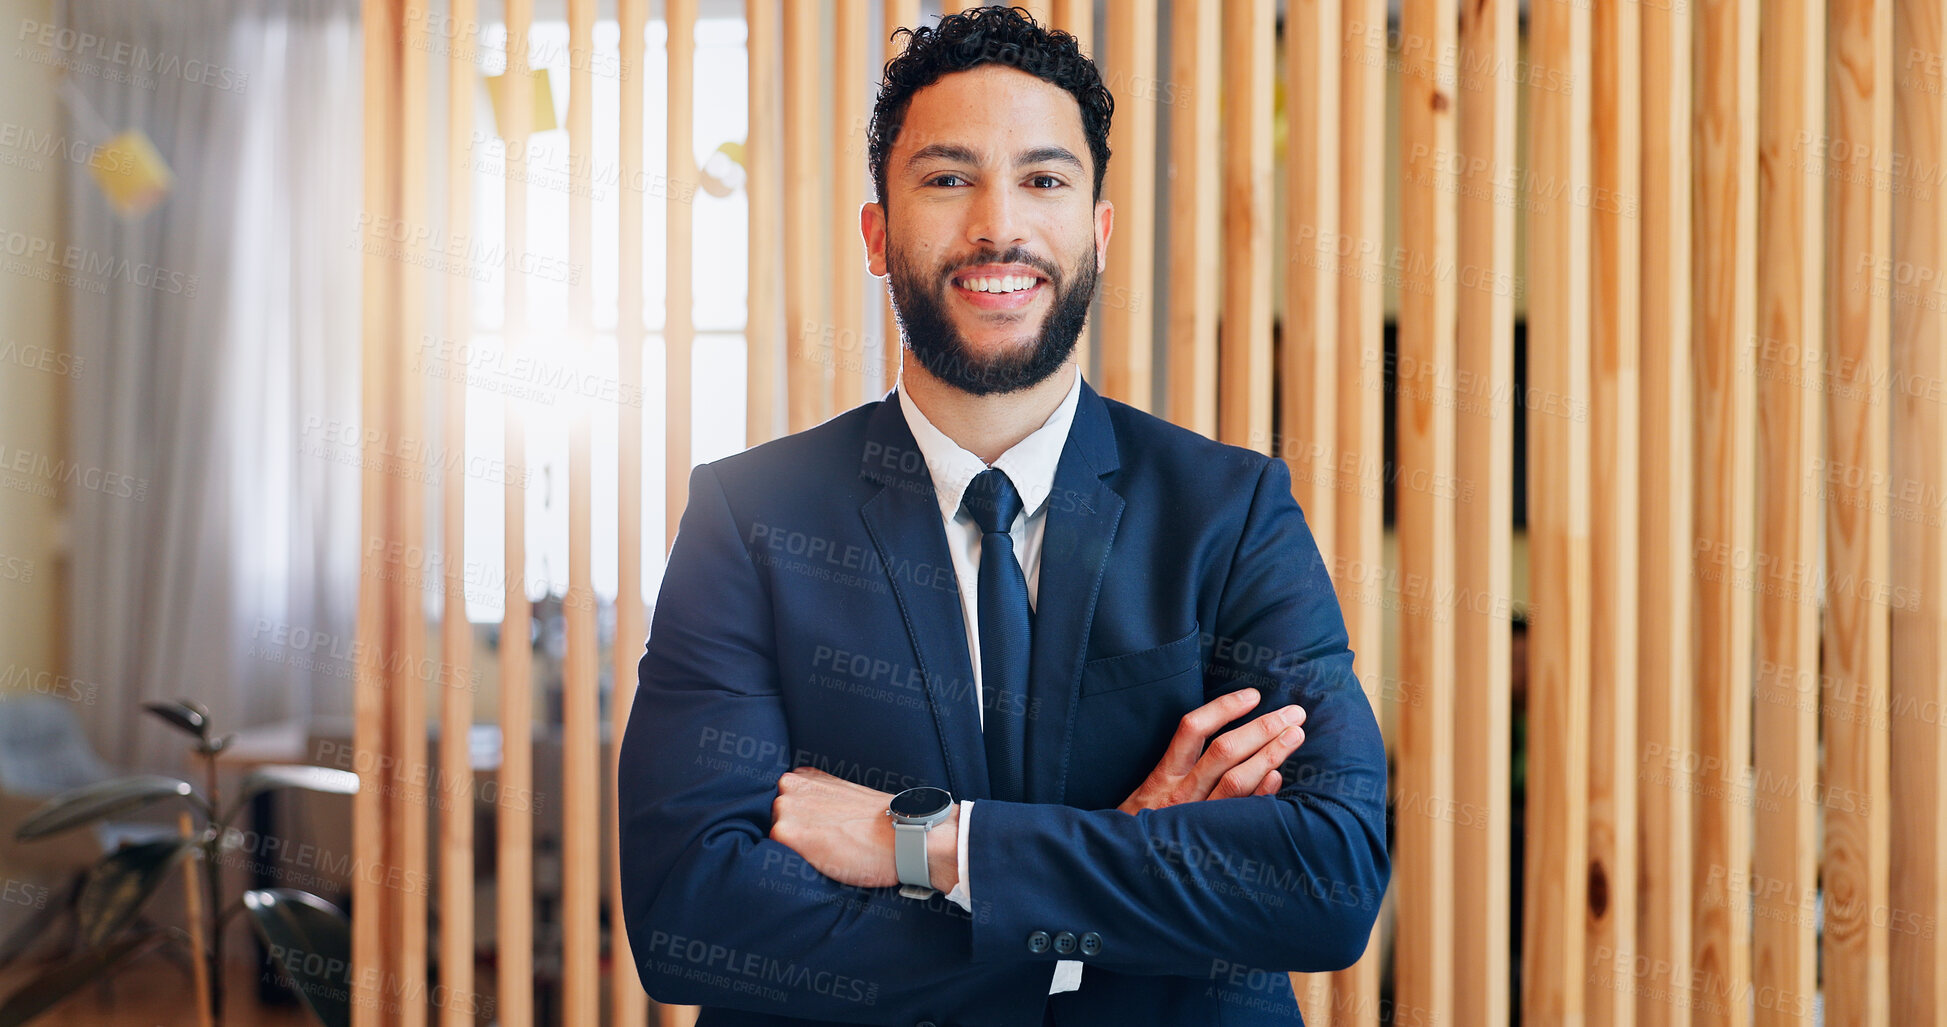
left=961, top=275, right=1037, bottom=293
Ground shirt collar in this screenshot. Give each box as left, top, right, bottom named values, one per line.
left=896, top=370, right=1083, bottom=526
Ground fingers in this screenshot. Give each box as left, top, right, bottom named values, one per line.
left=1190, top=704, right=1306, bottom=799
left=1209, top=725, right=1304, bottom=800
left=1160, top=688, right=1263, bottom=777
left=1252, top=769, right=1282, bottom=797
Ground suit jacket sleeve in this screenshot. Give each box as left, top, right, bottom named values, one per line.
left=618, top=463, right=1054, bottom=1025
left=964, top=456, right=1390, bottom=977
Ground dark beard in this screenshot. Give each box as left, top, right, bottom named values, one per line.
left=885, top=241, right=1096, bottom=396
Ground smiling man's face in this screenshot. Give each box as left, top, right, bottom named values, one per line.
left=864, top=63, right=1113, bottom=396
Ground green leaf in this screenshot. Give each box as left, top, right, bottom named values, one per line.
left=75, top=839, right=193, bottom=949
left=243, top=889, right=351, bottom=1027
left=14, top=776, right=201, bottom=841
left=0, top=929, right=166, bottom=1027
left=141, top=700, right=210, bottom=739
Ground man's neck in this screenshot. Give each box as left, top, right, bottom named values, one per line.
left=899, top=356, right=1076, bottom=466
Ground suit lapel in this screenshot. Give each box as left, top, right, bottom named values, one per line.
left=857, top=397, right=991, bottom=800
left=1024, top=384, right=1122, bottom=804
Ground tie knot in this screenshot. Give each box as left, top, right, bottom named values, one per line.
left=961, top=468, right=1024, bottom=534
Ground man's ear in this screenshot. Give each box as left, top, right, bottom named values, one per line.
left=862, top=201, right=888, bottom=277
left=1094, top=198, right=1114, bottom=273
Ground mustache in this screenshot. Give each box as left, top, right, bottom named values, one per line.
left=937, top=247, right=1062, bottom=284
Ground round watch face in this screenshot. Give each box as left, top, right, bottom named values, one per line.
left=888, top=786, right=953, bottom=819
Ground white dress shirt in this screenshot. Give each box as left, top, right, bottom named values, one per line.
left=896, top=371, right=1085, bottom=996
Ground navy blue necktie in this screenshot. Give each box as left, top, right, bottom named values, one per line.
left=962, top=468, right=1030, bottom=803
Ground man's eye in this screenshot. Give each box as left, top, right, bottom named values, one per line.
left=1029, top=175, right=1063, bottom=189
left=928, top=174, right=966, bottom=187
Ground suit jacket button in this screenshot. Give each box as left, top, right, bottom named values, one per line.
left=1079, top=932, right=1102, bottom=956
left=916, top=1021, right=938, bottom=1027
left=1027, top=930, right=1052, bottom=954
left=1053, top=931, right=1078, bottom=955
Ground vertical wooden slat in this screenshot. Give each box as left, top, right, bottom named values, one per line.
left=1891, top=0, right=1947, bottom=1017
left=879, top=0, right=922, bottom=397
left=783, top=0, right=828, bottom=432
left=1331, top=0, right=1387, bottom=1020
left=353, top=2, right=403, bottom=1021
left=1587, top=2, right=1641, bottom=1024
left=1100, top=0, right=1156, bottom=410
left=1752, top=2, right=1822, bottom=1023
left=1282, top=0, right=1338, bottom=560
left=498, top=3, right=535, bottom=1025
left=437, top=3, right=478, bottom=1025
left=1523, top=0, right=1592, bottom=1021
left=1691, top=0, right=1758, bottom=1023
left=1164, top=0, right=1218, bottom=438
left=1453, top=0, right=1515, bottom=1020
left=1636, top=0, right=1695, bottom=1020
left=832, top=0, right=868, bottom=412
left=748, top=0, right=783, bottom=443
left=1218, top=0, right=1272, bottom=452
left=1285, top=1, right=1340, bottom=1021
left=1050, top=0, right=1092, bottom=56
left=393, top=5, right=432, bottom=1025
left=562, top=0, right=599, bottom=1023
left=668, top=0, right=696, bottom=536
left=612, top=0, right=651, bottom=1020
left=1823, top=0, right=1894, bottom=1022
left=1395, top=1, right=1456, bottom=1022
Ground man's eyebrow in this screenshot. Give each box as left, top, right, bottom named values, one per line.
left=903, top=143, right=1086, bottom=175
left=1014, top=145, right=1085, bottom=173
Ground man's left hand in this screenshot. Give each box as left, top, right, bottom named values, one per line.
left=773, top=767, right=957, bottom=890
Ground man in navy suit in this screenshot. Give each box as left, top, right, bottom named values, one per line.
left=619, top=7, right=1388, bottom=1024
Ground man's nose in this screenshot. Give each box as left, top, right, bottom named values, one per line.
left=966, top=183, right=1028, bottom=249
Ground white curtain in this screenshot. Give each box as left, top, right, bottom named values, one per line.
left=62, top=0, right=363, bottom=773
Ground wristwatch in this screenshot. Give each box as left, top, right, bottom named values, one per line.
left=886, top=786, right=954, bottom=899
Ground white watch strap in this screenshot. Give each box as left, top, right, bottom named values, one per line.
left=894, top=821, right=933, bottom=895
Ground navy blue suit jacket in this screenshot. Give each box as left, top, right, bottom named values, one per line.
left=619, top=382, right=1389, bottom=1026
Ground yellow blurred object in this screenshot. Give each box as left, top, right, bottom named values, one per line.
left=87, top=130, right=173, bottom=219
left=484, top=68, right=559, bottom=136
left=698, top=139, right=747, bottom=198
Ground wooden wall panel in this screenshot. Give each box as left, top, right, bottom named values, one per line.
left=1823, top=0, right=1894, bottom=1023
left=668, top=0, right=696, bottom=531
left=1691, top=1, right=1759, bottom=1023
left=1752, top=2, right=1823, bottom=1022
left=832, top=0, right=868, bottom=411
left=783, top=0, right=827, bottom=432
left=1100, top=0, right=1156, bottom=410
left=1163, top=0, right=1219, bottom=438
left=1454, top=0, right=1516, bottom=1021
left=498, top=3, right=536, bottom=1025
left=1394, top=0, right=1457, bottom=1022
left=1330, top=0, right=1388, bottom=1020
left=747, top=0, right=782, bottom=444
left=1218, top=0, right=1273, bottom=452
left=613, top=0, right=651, bottom=1021
left=1588, top=2, right=1641, bottom=1024
left=1523, top=0, right=1592, bottom=1020
left=878, top=0, right=921, bottom=397
left=1636, top=0, right=1696, bottom=1022
left=1891, top=0, right=1947, bottom=1018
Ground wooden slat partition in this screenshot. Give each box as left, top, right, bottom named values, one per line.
left=1636, top=0, right=1695, bottom=1021
left=1099, top=0, right=1156, bottom=410
left=1050, top=0, right=1092, bottom=57
left=1823, top=0, right=1894, bottom=1022
left=1283, top=2, right=1340, bottom=1020
left=1892, top=0, right=1947, bottom=1016
left=1394, top=0, right=1457, bottom=1023
left=783, top=0, right=826, bottom=432
left=668, top=0, right=696, bottom=537
left=1523, top=0, right=1592, bottom=1020
left=832, top=0, right=868, bottom=411
left=1163, top=0, right=1218, bottom=438
left=437, top=3, right=477, bottom=1026
left=1692, top=1, right=1759, bottom=1023
left=748, top=0, right=782, bottom=444
left=1453, top=0, right=1516, bottom=1021
left=1587, top=1, right=1641, bottom=1024
left=878, top=0, right=921, bottom=398
left=1752, top=2, right=1822, bottom=1022
left=1331, top=0, right=1388, bottom=1021
left=1218, top=0, right=1272, bottom=452
left=563, top=0, right=600, bottom=1024
left=498, top=4, right=536, bottom=1026
left=612, top=0, right=651, bottom=1021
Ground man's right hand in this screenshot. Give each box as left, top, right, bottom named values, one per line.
left=1117, top=688, right=1306, bottom=814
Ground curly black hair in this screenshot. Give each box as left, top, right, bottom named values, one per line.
left=867, top=5, right=1113, bottom=207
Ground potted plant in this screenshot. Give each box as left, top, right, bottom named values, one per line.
left=0, top=700, right=357, bottom=1027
